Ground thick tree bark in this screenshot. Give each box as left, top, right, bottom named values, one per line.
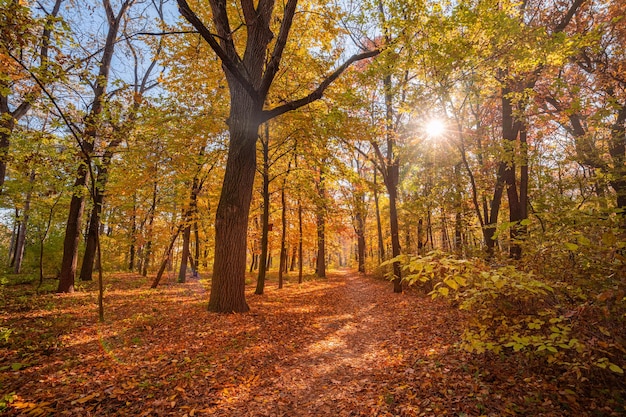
left=208, top=83, right=259, bottom=312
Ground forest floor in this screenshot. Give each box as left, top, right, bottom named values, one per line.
left=0, top=270, right=622, bottom=416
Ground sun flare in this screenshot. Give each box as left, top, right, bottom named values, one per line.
left=425, top=118, right=446, bottom=138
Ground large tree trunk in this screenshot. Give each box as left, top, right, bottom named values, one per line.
left=208, top=87, right=259, bottom=313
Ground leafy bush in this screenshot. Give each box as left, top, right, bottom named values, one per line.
left=390, top=251, right=625, bottom=377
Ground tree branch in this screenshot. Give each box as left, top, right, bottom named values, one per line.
left=553, top=0, right=586, bottom=34
left=260, top=49, right=380, bottom=122
left=259, top=0, right=298, bottom=98
left=176, top=0, right=259, bottom=101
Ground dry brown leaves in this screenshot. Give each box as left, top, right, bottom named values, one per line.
left=0, top=271, right=622, bottom=416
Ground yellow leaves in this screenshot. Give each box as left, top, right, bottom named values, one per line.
left=71, top=392, right=100, bottom=405
left=11, top=400, right=55, bottom=416
left=595, top=358, right=624, bottom=374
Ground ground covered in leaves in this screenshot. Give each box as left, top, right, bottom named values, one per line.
left=1, top=270, right=623, bottom=416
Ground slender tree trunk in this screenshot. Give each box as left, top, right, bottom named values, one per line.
left=13, top=171, right=35, bottom=274
left=373, top=170, right=384, bottom=262
left=178, top=224, right=191, bottom=283
left=502, top=93, right=522, bottom=259
left=355, top=207, right=366, bottom=273
left=142, top=180, right=158, bottom=277
left=192, top=218, right=200, bottom=277
left=608, top=107, right=626, bottom=224
left=38, top=195, right=60, bottom=290
left=79, top=197, right=99, bottom=281
left=0, top=118, right=15, bottom=193
left=289, top=245, right=297, bottom=271
left=255, top=125, right=271, bottom=295
left=316, top=166, right=326, bottom=278
left=129, top=194, right=137, bottom=271
left=80, top=158, right=114, bottom=281
left=13, top=220, right=27, bottom=274
left=8, top=208, right=18, bottom=265
left=485, top=160, right=506, bottom=258
left=385, top=164, right=402, bottom=292
left=57, top=165, right=88, bottom=293
left=151, top=226, right=183, bottom=288
left=417, top=219, right=424, bottom=254
left=298, top=198, right=303, bottom=283
left=278, top=180, right=288, bottom=289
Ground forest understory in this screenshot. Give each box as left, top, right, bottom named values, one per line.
left=0, top=270, right=623, bottom=416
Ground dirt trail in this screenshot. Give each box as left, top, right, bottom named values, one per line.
left=230, top=270, right=461, bottom=416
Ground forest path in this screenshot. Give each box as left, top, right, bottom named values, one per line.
left=239, top=269, right=461, bottom=416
